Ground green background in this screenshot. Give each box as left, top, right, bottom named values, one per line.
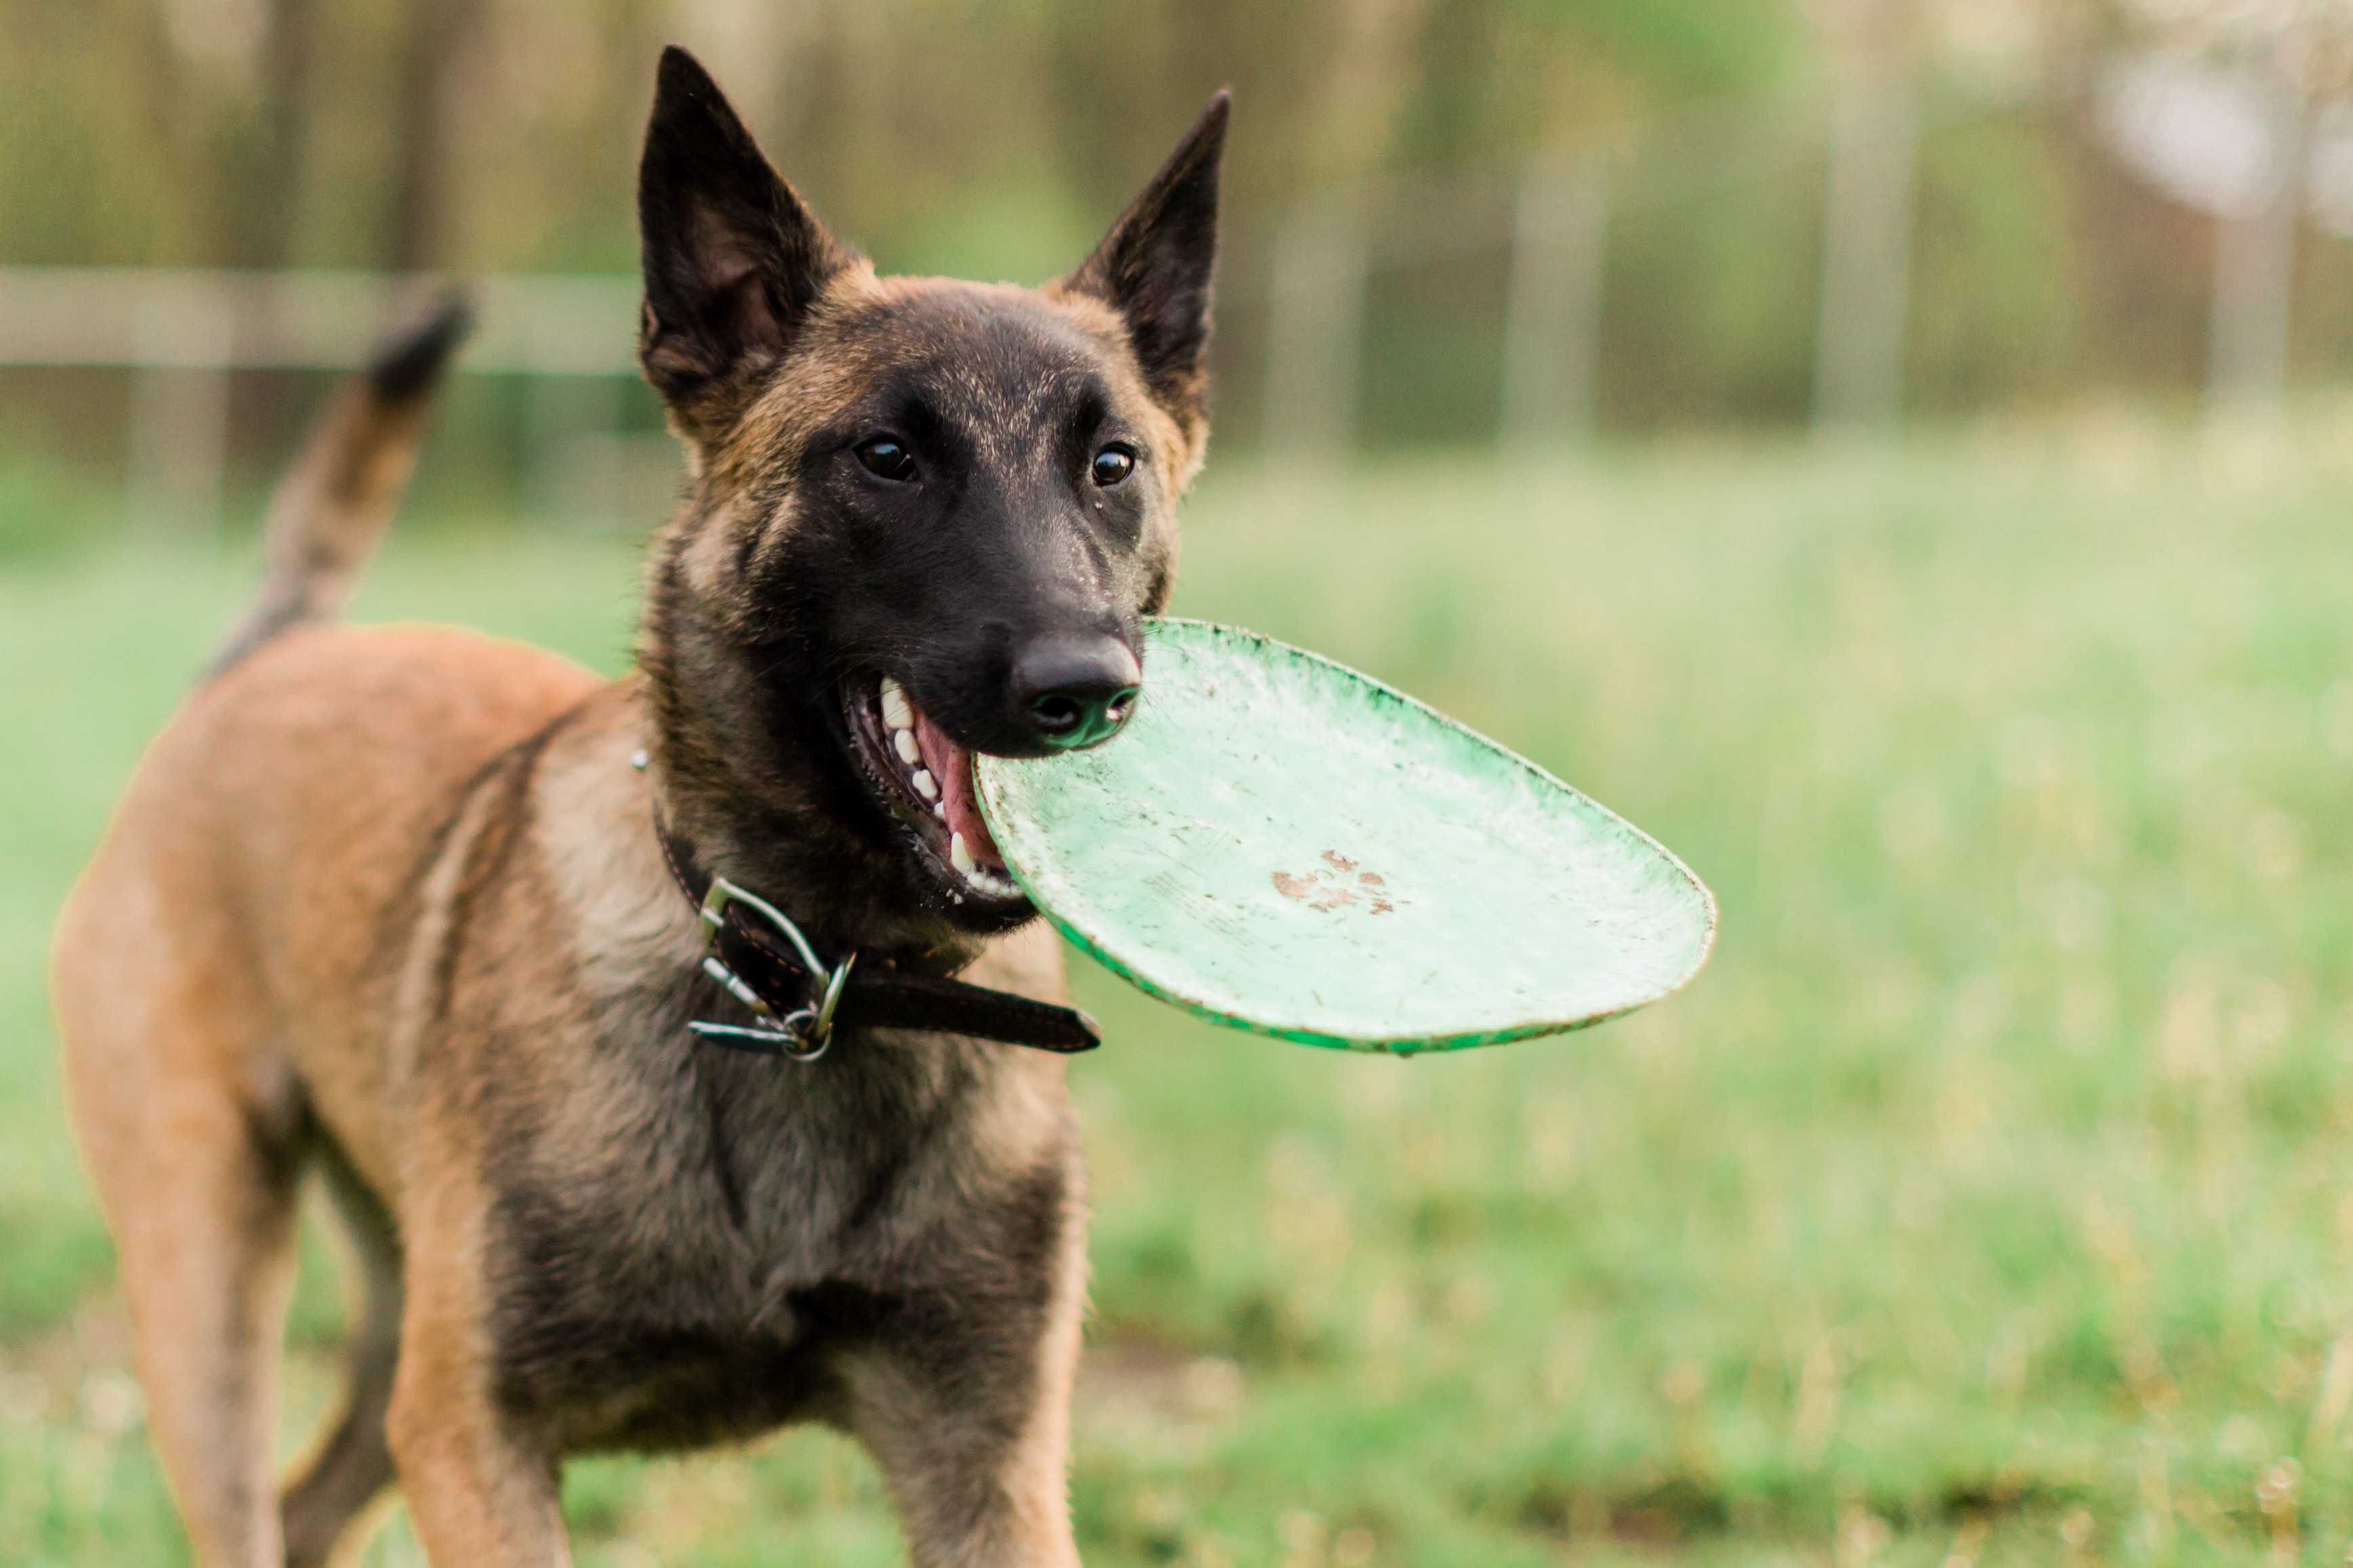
left=9, top=410, right=2353, bottom=1564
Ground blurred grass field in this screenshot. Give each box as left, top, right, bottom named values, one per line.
left=8, top=410, right=2353, bottom=1566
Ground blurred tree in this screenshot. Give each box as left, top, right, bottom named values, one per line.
left=384, top=0, right=484, bottom=270
left=2102, top=0, right=2353, bottom=412
left=222, top=0, right=320, bottom=267
left=5, top=0, right=2352, bottom=470
left=1507, top=0, right=1801, bottom=96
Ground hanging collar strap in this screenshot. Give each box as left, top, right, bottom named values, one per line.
left=656, top=818, right=1101, bottom=1061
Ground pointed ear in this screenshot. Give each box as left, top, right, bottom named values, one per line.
left=1064, top=90, right=1229, bottom=434
left=637, top=47, right=851, bottom=425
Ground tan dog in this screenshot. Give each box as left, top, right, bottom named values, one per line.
left=54, top=47, right=1226, bottom=1567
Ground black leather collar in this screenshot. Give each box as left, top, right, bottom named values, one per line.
left=657, top=818, right=1101, bottom=1058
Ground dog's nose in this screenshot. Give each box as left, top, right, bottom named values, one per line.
left=1011, top=635, right=1141, bottom=750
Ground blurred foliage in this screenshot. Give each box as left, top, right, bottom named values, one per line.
left=0, top=0, right=1807, bottom=275
left=3, top=0, right=2352, bottom=465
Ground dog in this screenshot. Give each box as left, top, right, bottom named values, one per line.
left=52, top=47, right=1226, bottom=1567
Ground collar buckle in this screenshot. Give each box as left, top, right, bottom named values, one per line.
left=688, top=876, right=858, bottom=1062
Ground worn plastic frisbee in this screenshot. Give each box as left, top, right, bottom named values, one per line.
left=974, top=618, right=1715, bottom=1053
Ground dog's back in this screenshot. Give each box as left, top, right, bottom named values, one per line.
left=51, top=308, right=602, bottom=1566
left=62, top=622, right=596, bottom=1149
left=58, top=298, right=597, bottom=1146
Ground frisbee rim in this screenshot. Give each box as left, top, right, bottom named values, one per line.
left=975, top=617, right=1719, bottom=1053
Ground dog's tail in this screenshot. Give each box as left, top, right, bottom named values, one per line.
left=205, top=294, right=474, bottom=681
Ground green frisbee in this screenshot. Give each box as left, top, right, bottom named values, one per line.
left=974, top=618, right=1715, bottom=1053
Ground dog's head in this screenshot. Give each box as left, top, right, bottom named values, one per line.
left=636, top=48, right=1224, bottom=939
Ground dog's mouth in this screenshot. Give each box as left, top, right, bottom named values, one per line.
left=844, top=673, right=1029, bottom=910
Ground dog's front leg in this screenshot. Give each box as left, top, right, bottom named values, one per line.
left=845, top=1319, right=1085, bottom=1568
left=844, top=1193, right=1089, bottom=1567
left=386, top=1194, right=571, bottom=1567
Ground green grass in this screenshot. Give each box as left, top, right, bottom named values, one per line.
left=10, top=406, right=2353, bottom=1565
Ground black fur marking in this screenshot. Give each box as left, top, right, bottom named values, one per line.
left=692, top=1044, right=751, bottom=1235
left=201, top=300, right=474, bottom=685
left=423, top=713, right=574, bottom=1034
left=488, top=1172, right=837, bottom=1452
left=280, top=1131, right=405, bottom=1567
left=637, top=47, right=850, bottom=419
left=362, top=715, right=554, bottom=994
left=482, top=1020, right=1080, bottom=1456
left=642, top=289, right=1175, bottom=944
left=367, top=293, right=474, bottom=404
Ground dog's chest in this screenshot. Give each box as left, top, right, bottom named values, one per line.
left=478, top=1024, right=1070, bottom=1451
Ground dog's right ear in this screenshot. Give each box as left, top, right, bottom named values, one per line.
left=637, top=47, right=850, bottom=429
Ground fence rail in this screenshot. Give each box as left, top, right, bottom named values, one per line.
left=0, top=268, right=638, bottom=373
left=0, top=270, right=648, bottom=532
left=0, top=58, right=2320, bottom=534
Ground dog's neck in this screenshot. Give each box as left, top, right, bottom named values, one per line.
left=636, top=561, right=981, bottom=969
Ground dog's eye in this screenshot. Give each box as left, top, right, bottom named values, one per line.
left=1091, top=445, right=1137, bottom=487
left=856, top=438, right=918, bottom=483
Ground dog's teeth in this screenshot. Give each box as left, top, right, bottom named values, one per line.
left=894, top=729, right=921, bottom=765
left=912, top=768, right=938, bottom=800
left=951, top=832, right=975, bottom=874
left=964, top=864, right=1016, bottom=898
left=879, top=677, right=913, bottom=731
left=933, top=802, right=946, bottom=820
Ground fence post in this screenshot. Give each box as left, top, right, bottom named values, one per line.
left=2210, top=96, right=2304, bottom=419
left=1812, top=61, right=1918, bottom=436
left=1263, top=198, right=1369, bottom=462
left=1501, top=154, right=1609, bottom=452
left=126, top=284, right=233, bottom=538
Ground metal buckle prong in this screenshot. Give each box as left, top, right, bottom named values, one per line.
left=702, top=956, right=772, bottom=1017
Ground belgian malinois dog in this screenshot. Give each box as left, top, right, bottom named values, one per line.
left=53, top=47, right=1225, bottom=1567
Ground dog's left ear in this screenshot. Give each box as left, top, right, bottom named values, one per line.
left=637, top=46, right=852, bottom=430
left=1063, top=90, right=1230, bottom=436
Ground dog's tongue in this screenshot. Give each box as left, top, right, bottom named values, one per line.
left=913, top=709, right=1003, bottom=868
